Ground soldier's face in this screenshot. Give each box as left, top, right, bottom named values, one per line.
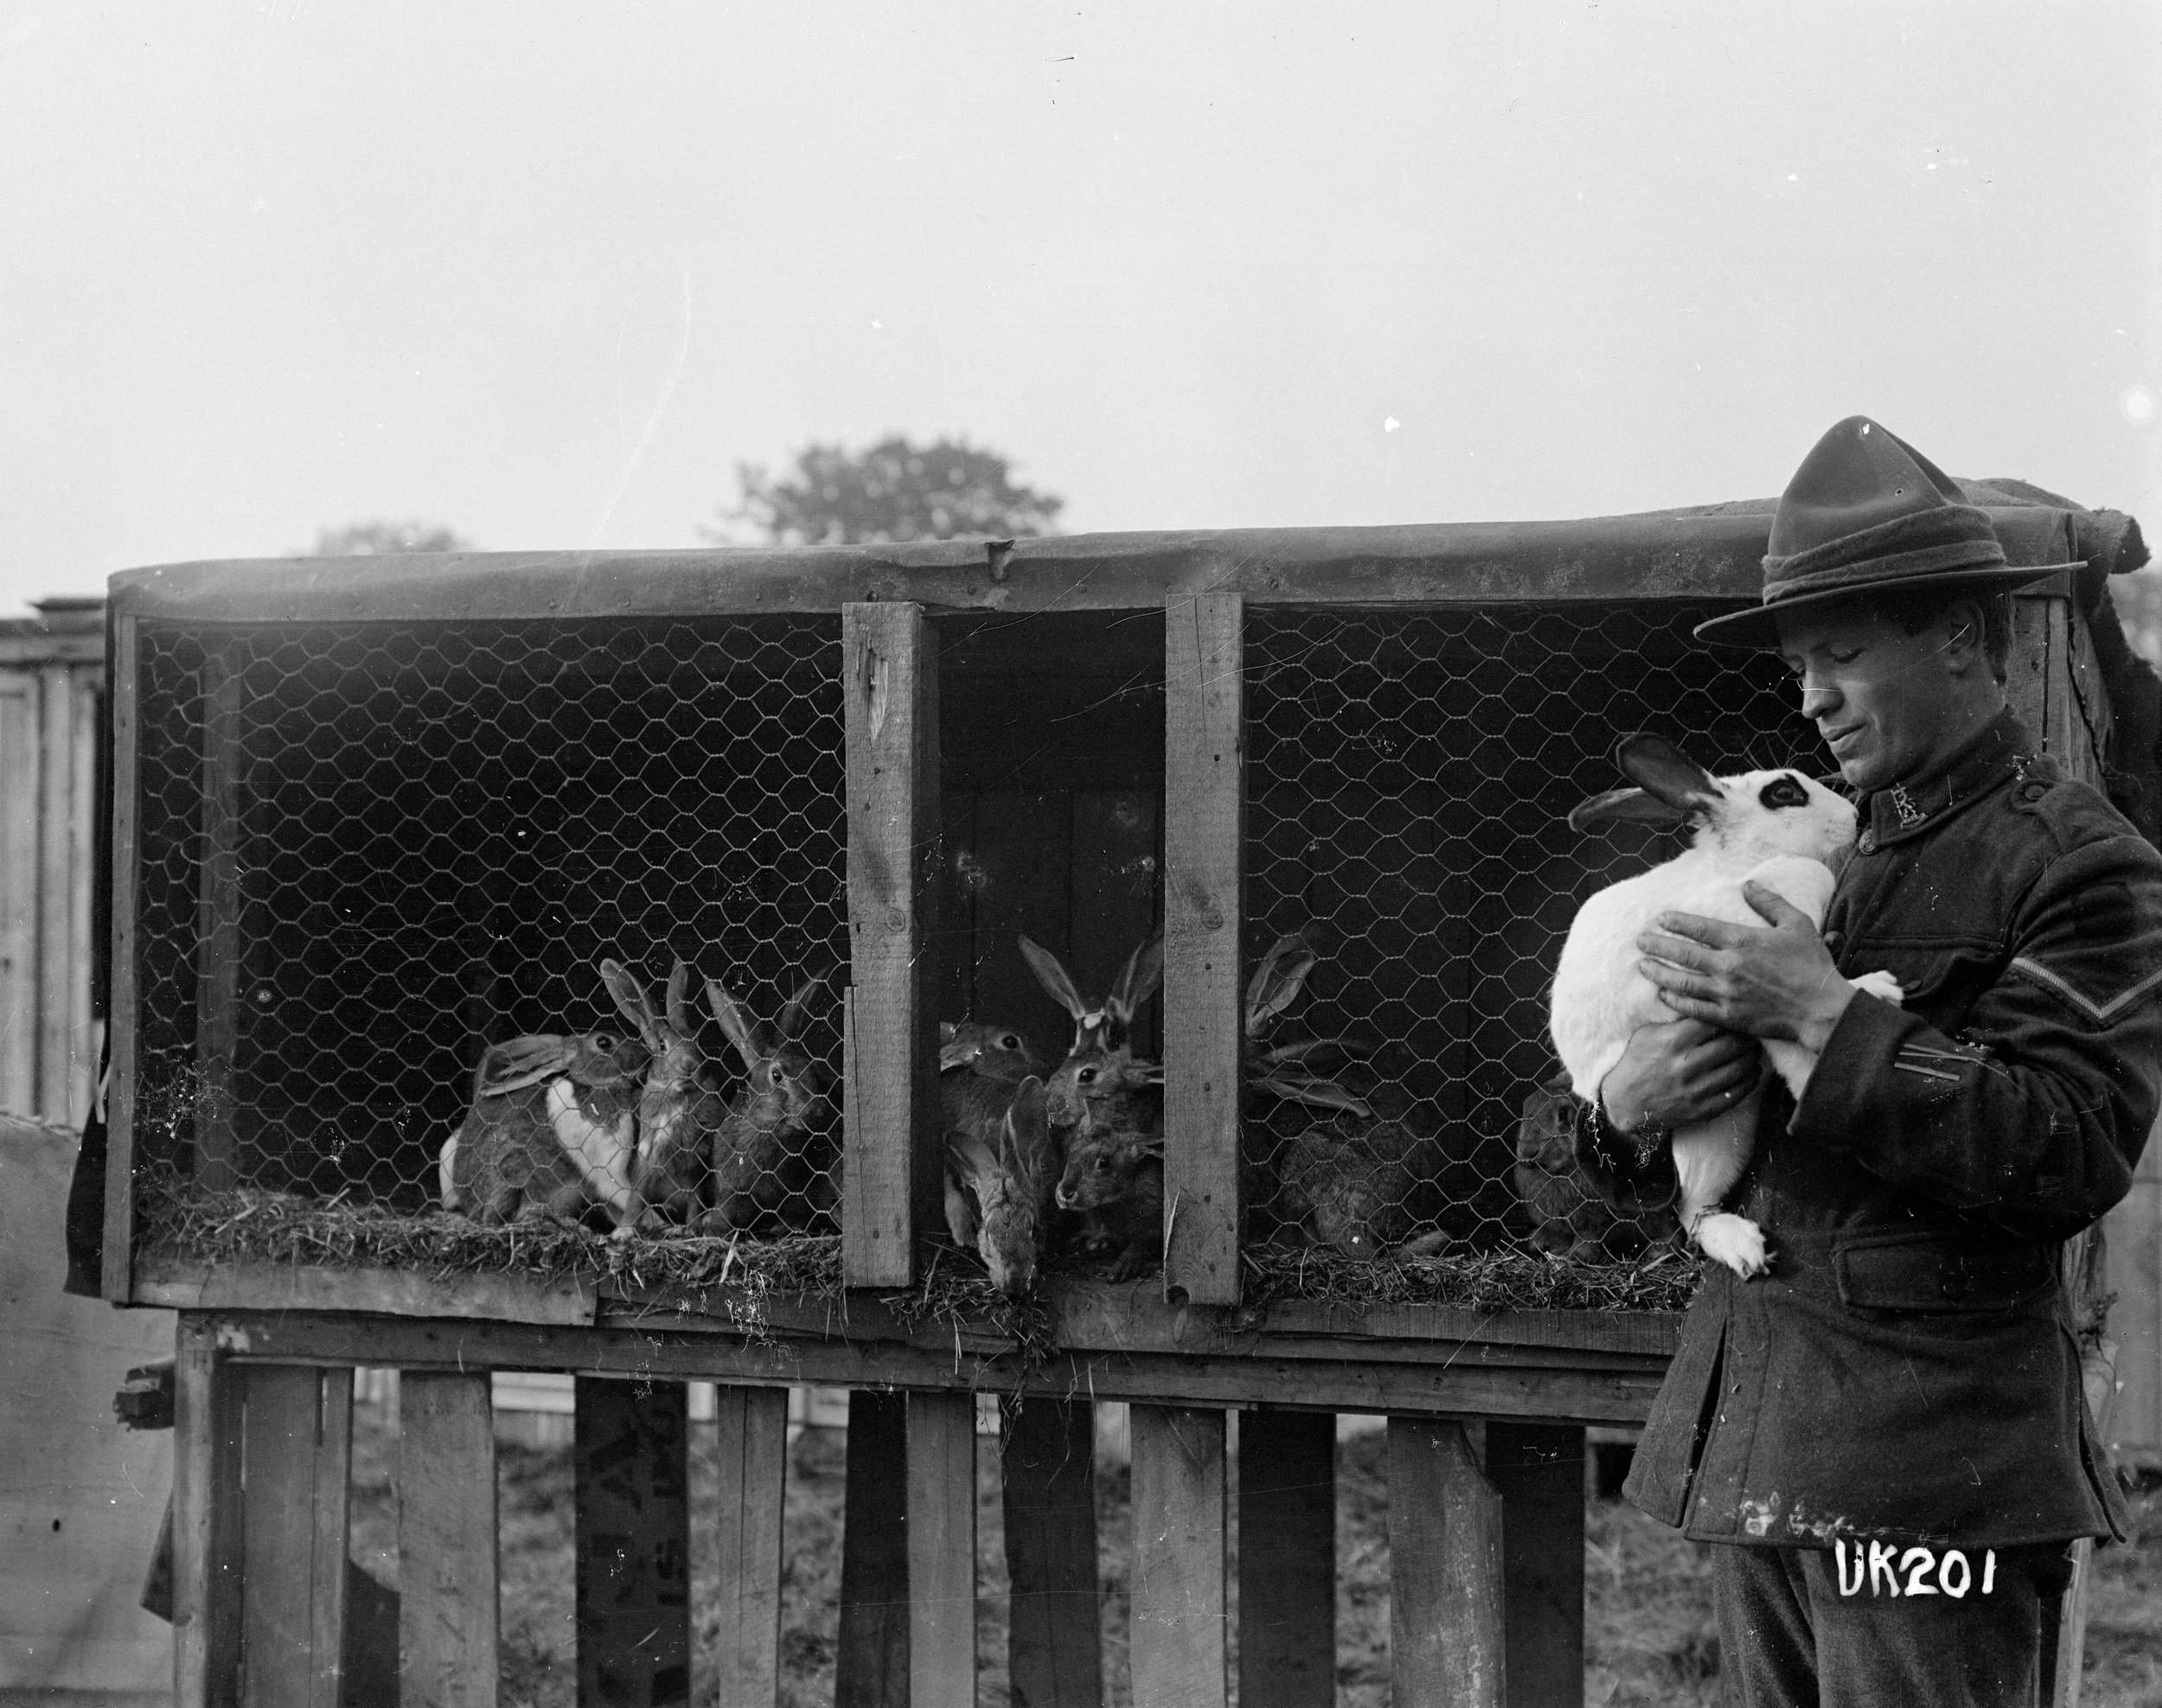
left=1775, top=605, right=1961, bottom=793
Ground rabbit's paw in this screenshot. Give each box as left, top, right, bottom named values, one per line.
left=1695, top=1212, right=1769, bottom=1278
left=1850, top=969, right=1904, bottom=1007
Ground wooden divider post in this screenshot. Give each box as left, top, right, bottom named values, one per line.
left=238, top=1365, right=353, bottom=1708
left=576, top=1378, right=692, bottom=1707
left=172, top=1321, right=244, bottom=1708
left=398, top=1371, right=499, bottom=1708
left=842, top=602, right=942, bottom=1288
left=1130, top=1404, right=1229, bottom=1708
left=1163, top=593, right=1244, bottom=1305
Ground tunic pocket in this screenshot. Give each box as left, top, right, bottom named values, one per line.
left=1832, top=1230, right=2056, bottom=1315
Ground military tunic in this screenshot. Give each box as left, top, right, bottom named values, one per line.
left=1623, top=711, right=2162, bottom=1550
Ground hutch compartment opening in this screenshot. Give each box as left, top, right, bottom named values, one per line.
left=1239, top=599, right=1816, bottom=1279
left=127, top=613, right=849, bottom=1234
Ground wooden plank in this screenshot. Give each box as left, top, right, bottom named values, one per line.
left=239, top=1365, right=353, bottom=1708
left=207, top=1309, right=1673, bottom=1423
left=1001, top=1396, right=1103, bottom=1708
left=1163, top=592, right=1244, bottom=1305
left=194, top=644, right=244, bottom=1193
left=173, top=1319, right=246, bottom=1708
left=64, top=664, right=100, bottom=1128
left=174, top=1248, right=1682, bottom=1359
left=1487, top=1422, right=1585, bottom=1708
left=102, top=504, right=2086, bottom=626
left=905, top=1390, right=977, bottom=1706
left=1129, top=1404, right=1227, bottom=1707
left=104, top=611, right=140, bottom=1302
left=0, top=670, right=35, bottom=1115
left=577, top=1378, right=692, bottom=1707
left=133, top=1256, right=598, bottom=1326
left=842, top=602, right=942, bottom=1287
left=35, top=662, right=71, bottom=1120
left=835, top=1389, right=910, bottom=1708
left=1238, top=1408, right=1334, bottom=1708
left=1387, top=1417, right=1504, bottom=1708
left=707, top=1385, right=789, bottom=1708
left=398, top=1370, right=499, bottom=1708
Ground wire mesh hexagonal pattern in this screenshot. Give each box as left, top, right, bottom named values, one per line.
left=129, top=617, right=848, bottom=1228
left=1243, top=601, right=1820, bottom=1267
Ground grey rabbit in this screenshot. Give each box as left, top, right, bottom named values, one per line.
left=939, top=1019, right=1052, bottom=1253
left=1019, top=929, right=1167, bottom=1139
left=601, top=957, right=726, bottom=1227
left=947, top=1075, right=1056, bottom=1296
left=697, top=970, right=834, bottom=1233
left=1052, top=1102, right=1164, bottom=1282
left=439, top=1025, right=651, bottom=1228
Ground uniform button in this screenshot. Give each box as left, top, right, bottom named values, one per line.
left=1857, top=830, right=1877, bottom=854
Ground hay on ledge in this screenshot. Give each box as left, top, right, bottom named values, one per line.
left=137, top=1174, right=1697, bottom=1344
left=1239, top=1240, right=1701, bottom=1315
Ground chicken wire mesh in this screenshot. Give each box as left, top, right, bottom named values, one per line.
left=1243, top=601, right=1820, bottom=1269
left=128, top=616, right=848, bottom=1235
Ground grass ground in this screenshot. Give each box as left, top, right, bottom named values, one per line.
left=347, top=1404, right=2162, bottom=1706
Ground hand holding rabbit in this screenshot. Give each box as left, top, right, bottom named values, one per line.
left=1636, top=880, right=1861, bottom=1054
left=1599, top=1016, right=1762, bottom=1133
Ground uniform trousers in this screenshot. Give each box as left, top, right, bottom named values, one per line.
left=1711, top=1540, right=2078, bottom=1708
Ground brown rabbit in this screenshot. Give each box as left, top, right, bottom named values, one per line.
left=1052, top=1105, right=1164, bottom=1281
left=1020, top=929, right=1167, bottom=1139
left=939, top=1019, right=1052, bottom=1251
left=1512, top=1071, right=1679, bottom=1262
left=1275, top=1114, right=1446, bottom=1262
left=441, top=1027, right=650, bottom=1226
left=601, top=957, right=727, bottom=1227
left=697, top=971, right=833, bottom=1233
left=947, top=1075, right=1055, bottom=1296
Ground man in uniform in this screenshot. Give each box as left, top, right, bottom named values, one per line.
left=1579, top=416, right=2162, bottom=1705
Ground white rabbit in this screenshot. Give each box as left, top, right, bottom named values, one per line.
left=1550, top=733, right=1903, bottom=1278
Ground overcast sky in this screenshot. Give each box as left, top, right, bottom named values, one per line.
left=3, top=1, right=2156, bottom=615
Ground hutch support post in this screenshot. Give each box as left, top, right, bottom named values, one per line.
left=843, top=601, right=943, bottom=1288
left=1163, top=592, right=1244, bottom=1305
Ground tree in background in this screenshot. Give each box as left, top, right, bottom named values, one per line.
left=2110, top=570, right=2162, bottom=670
left=309, top=521, right=475, bottom=555
left=716, top=436, right=1062, bottom=546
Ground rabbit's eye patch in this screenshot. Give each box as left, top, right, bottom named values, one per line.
left=1758, top=775, right=1812, bottom=811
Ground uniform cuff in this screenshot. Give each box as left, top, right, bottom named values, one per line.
left=1788, top=990, right=1912, bottom=1151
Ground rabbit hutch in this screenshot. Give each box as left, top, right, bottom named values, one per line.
left=96, top=483, right=2158, bottom=1708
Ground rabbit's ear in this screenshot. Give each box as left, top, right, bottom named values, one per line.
left=703, top=978, right=765, bottom=1077
left=777, top=972, right=826, bottom=1042
left=1566, top=785, right=1684, bottom=832
left=1107, top=927, right=1166, bottom=1027
left=1263, top=1033, right=1379, bottom=1066
left=1006, top=1076, right=1049, bottom=1192
left=1019, top=936, right=1089, bottom=1020
left=1244, top=935, right=1317, bottom=1037
left=1251, top=1066, right=1372, bottom=1119
left=476, top=1035, right=576, bottom=1099
left=600, top=961, right=668, bottom=1056
left=949, top=1134, right=998, bottom=1187
left=662, top=960, right=699, bottom=1044
left=1614, top=734, right=1722, bottom=816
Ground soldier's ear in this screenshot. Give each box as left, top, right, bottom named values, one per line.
left=1940, top=597, right=1986, bottom=677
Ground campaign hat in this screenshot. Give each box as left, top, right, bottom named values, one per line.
left=1694, top=416, right=2079, bottom=646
